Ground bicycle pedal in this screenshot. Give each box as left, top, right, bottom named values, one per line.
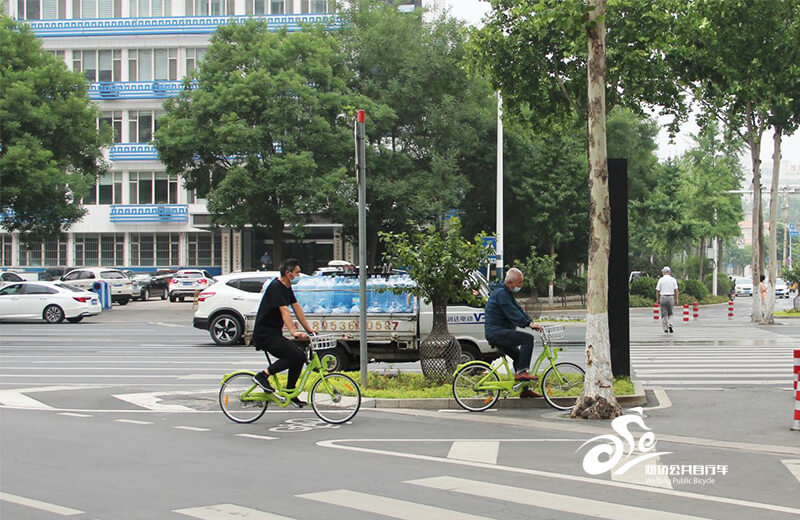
left=512, top=383, right=525, bottom=392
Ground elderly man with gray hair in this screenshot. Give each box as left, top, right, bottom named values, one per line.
left=484, top=267, right=544, bottom=383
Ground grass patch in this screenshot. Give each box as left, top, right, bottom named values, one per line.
left=334, top=371, right=635, bottom=399
left=775, top=309, right=800, bottom=317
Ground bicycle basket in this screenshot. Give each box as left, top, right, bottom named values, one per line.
left=542, top=324, right=566, bottom=341
left=310, top=334, right=338, bottom=351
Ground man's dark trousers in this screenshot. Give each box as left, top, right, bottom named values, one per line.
left=487, top=329, right=533, bottom=372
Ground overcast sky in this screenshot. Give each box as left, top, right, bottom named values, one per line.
left=442, top=0, right=800, bottom=171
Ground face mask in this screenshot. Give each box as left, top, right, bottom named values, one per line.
left=291, top=277, right=300, bottom=285
left=512, top=286, right=521, bottom=293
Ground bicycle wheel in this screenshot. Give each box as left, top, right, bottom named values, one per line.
left=541, top=362, right=585, bottom=411
left=310, top=373, right=361, bottom=424
left=219, top=373, right=268, bottom=424
left=452, top=364, right=500, bottom=412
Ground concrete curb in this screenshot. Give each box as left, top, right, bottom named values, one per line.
left=360, top=381, right=646, bottom=410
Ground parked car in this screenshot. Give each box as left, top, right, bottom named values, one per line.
left=0, top=271, right=25, bottom=288
left=168, top=269, right=216, bottom=302
left=628, top=271, right=650, bottom=284
left=193, top=271, right=279, bottom=345
left=38, top=267, right=77, bottom=282
left=60, top=267, right=134, bottom=305
left=0, top=281, right=101, bottom=323
left=775, top=278, right=790, bottom=298
left=137, top=273, right=170, bottom=301
left=734, top=277, right=753, bottom=297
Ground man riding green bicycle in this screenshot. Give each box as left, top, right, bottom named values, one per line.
left=484, top=268, right=544, bottom=396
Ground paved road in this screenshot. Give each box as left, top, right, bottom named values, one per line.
left=2, top=298, right=800, bottom=519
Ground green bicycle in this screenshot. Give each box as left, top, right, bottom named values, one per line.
left=452, top=324, right=585, bottom=412
left=219, top=334, right=361, bottom=425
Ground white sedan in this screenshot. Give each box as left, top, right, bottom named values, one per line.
left=0, top=281, right=102, bottom=323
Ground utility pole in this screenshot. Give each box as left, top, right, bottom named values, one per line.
left=356, top=110, right=367, bottom=387
left=496, top=92, right=504, bottom=281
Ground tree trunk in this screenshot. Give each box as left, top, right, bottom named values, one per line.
left=763, top=125, right=783, bottom=324
left=419, top=294, right=461, bottom=382
left=570, top=0, right=621, bottom=420
left=747, top=103, right=764, bottom=322
left=698, top=239, right=704, bottom=281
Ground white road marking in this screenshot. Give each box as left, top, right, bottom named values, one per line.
left=0, top=385, right=110, bottom=409
left=235, top=434, right=278, bottom=440
left=152, top=322, right=188, bottom=328
left=174, top=503, right=295, bottom=519
left=318, top=439, right=800, bottom=515
left=113, top=419, right=153, bottom=425
left=299, top=489, right=496, bottom=520
left=643, top=388, right=673, bottom=411
left=112, top=391, right=201, bottom=411
left=635, top=369, right=789, bottom=374
left=782, top=459, right=800, bottom=486
left=636, top=380, right=790, bottom=385
left=58, top=412, right=93, bottom=418
left=178, top=374, right=221, bottom=380
left=174, top=426, right=211, bottom=432
left=0, top=491, right=84, bottom=515
left=410, top=476, right=712, bottom=519
left=447, top=441, right=499, bottom=464
left=611, top=451, right=673, bottom=489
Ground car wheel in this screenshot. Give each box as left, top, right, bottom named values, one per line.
left=320, top=344, right=350, bottom=372
left=118, top=297, right=129, bottom=306
left=67, top=316, right=83, bottom=323
left=169, top=293, right=176, bottom=302
left=210, top=314, right=243, bottom=346
left=43, top=305, right=65, bottom=324
left=142, top=288, right=150, bottom=301
left=179, top=296, right=185, bottom=302
left=161, top=291, right=167, bottom=300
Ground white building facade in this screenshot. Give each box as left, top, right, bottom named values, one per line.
left=3, top=0, right=338, bottom=275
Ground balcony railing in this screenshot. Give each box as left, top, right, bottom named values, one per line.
left=23, top=14, right=339, bottom=38
left=89, top=80, right=196, bottom=100
left=109, top=143, right=159, bottom=161
left=110, top=204, right=189, bottom=223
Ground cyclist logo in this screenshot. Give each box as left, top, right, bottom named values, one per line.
left=578, top=407, right=671, bottom=476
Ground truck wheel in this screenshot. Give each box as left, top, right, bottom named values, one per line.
left=322, top=345, right=350, bottom=372
left=458, top=342, right=481, bottom=363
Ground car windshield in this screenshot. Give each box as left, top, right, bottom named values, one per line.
left=55, top=283, right=85, bottom=292
left=102, top=271, right=125, bottom=279
left=177, top=272, right=203, bottom=279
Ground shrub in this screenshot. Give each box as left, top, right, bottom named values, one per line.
left=703, top=273, right=733, bottom=298
left=681, top=279, right=708, bottom=302
left=629, top=295, right=653, bottom=308
left=629, top=277, right=657, bottom=299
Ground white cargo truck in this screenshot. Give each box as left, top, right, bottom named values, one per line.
left=243, top=272, right=498, bottom=371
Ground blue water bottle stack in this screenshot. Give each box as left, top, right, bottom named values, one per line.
left=293, top=274, right=416, bottom=315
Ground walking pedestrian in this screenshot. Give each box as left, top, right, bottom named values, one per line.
left=656, top=266, right=679, bottom=333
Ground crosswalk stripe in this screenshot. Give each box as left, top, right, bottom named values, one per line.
left=113, top=419, right=153, bottom=425
left=447, top=441, right=499, bottom=464
left=635, top=369, right=789, bottom=374
left=407, top=476, right=712, bottom=520
left=637, top=380, right=789, bottom=385
left=0, top=491, right=84, bottom=516
left=298, top=489, right=496, bottom=520
left=235, top=434, right=278, bottom=440
left=174, top=503, right=295, bottom=519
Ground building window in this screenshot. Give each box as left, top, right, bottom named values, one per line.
left=185, top=48, right=207, bottom=75
left=49, top=50, right=66, bottom=62
left=18, top=236, right=67, bottom=266
left=246, top=0, right=266, bottom=15
left=73, top=234, right=123, bottom=266
left=0, top=235, right=12, bottom=266
left=99, top=111, right=123, bottom=143
left=270, top=0, right=284, bottom=14
left=130, top=233, right=178, bottom=266
left=129, top=0, right=170, bottom=17
left=129, top=172, right=178, bottom=204
left=18, top=0, right=68, bottom=19
left=72, top=0, right=122, bottom=18
left=186, top=233, right=213, bottom=265
left=128, top=110, right=163, bottom=142
left=300, top=0, right=326, bottom=13
left=98, top=172, right=123, bottom=205
left=73, top=50, right=121, bottom=83
left=185, top=0, right=233, bottom=16
left=128, top=49, right=178, bottom=82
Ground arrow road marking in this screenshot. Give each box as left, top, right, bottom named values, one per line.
left=0, top=385, right=110, bottom=409
left=447, top=441, right=499, bottom=465
left=782, top=459, right=800, bottom=486
left=0, top=491, right=84, bottom=515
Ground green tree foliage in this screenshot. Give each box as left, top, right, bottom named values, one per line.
left=380, top=219, right=490, bottom=330
left=154, top=21, right=355, bottom=264
left=512, top=245, right=557, bottom=296
left=336, top=2, right=497, bottom=266
left=629, top=277, right=657, bottom=299
left=0, top=15, right=109, bottom=241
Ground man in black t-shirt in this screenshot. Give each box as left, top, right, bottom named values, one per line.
left=251, top=258, right=316, bottom=407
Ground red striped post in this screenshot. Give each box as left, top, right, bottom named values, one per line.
left=793, top=350, right=800, bottom=431
left=728, top=300, right=734, bottom=319
left=692, top=301, right=699, bottom=320
left=683, top=304, right=690, bottom=323
left=653, top=303, right=660, bottom=320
